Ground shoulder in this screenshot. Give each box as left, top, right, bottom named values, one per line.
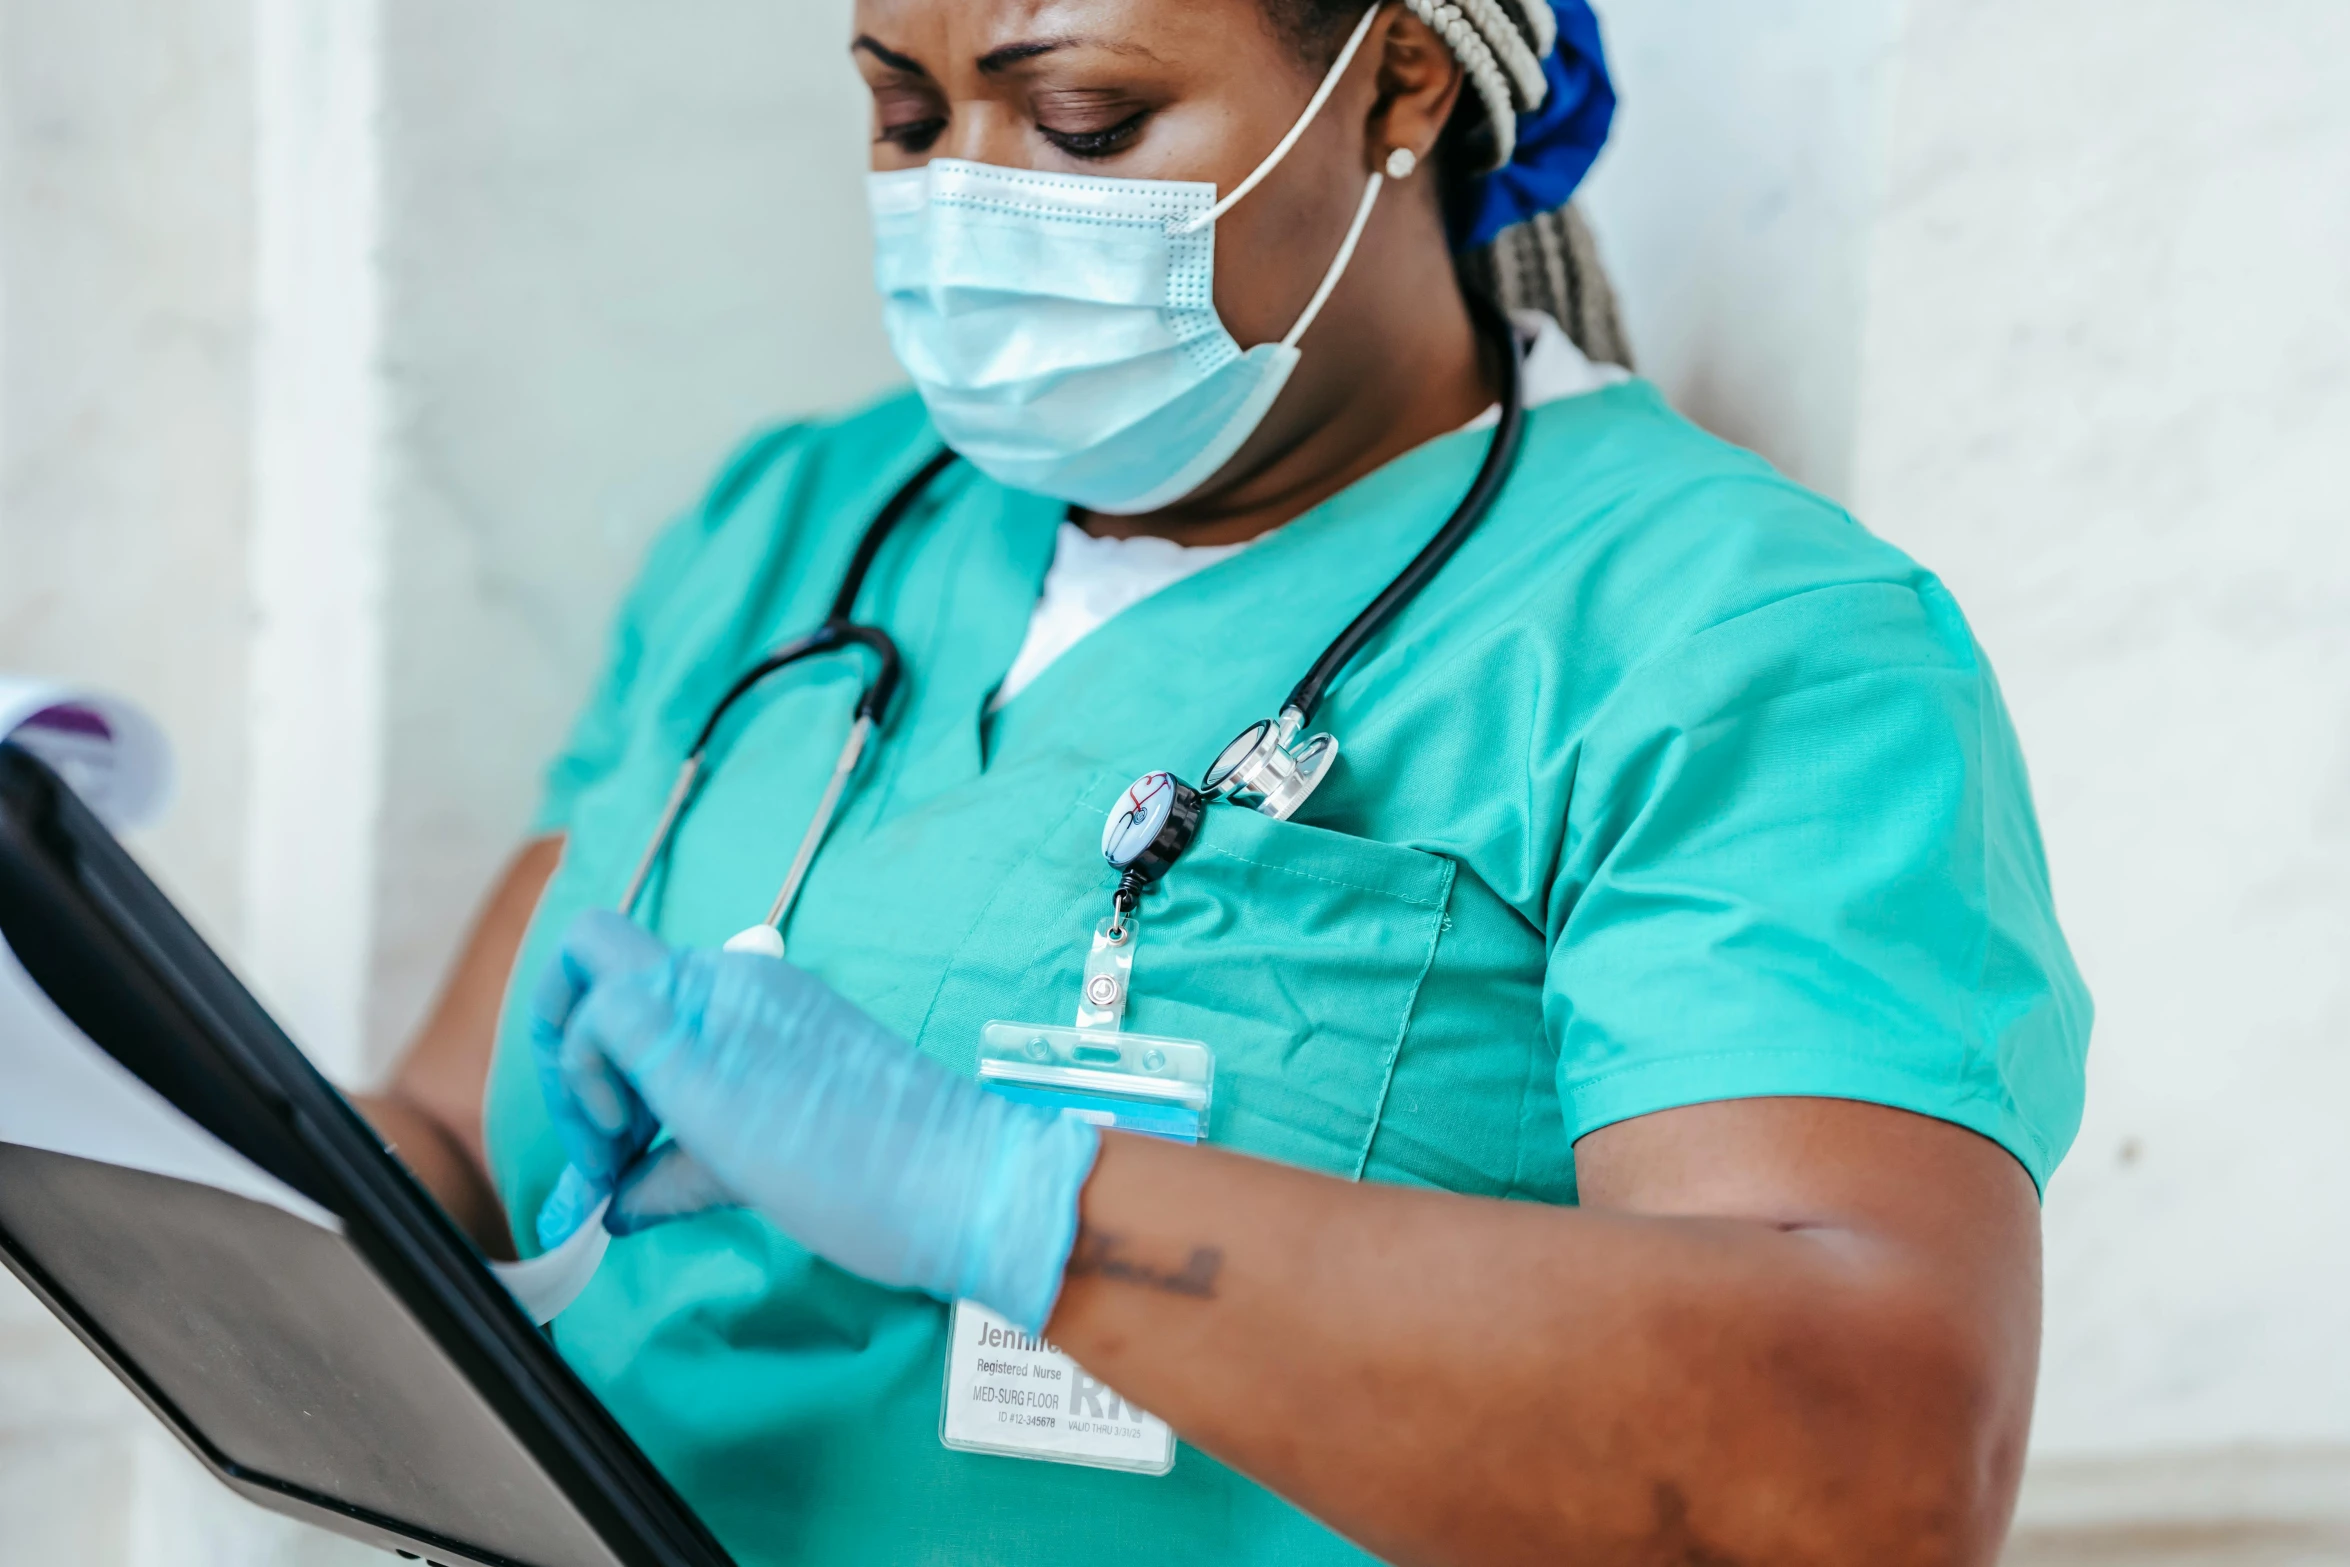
left=531, top=389, right=940, bottom=823
left=1480, top=382, right=1976, bottom=683
left=677, top=387, right=936, bottom=558
left=617, top=388, right=939, bottom=639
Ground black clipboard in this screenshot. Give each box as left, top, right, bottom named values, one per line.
left=0, top=743, right=737, bottom=1567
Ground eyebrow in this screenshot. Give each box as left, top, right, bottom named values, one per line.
left=851, top=35, right=929, bottom=76
left=853, top=31, right=1165, bottom=80
left=978, top=35, right=1162, bottom=74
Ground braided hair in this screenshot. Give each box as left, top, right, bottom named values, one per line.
left=1262, top=0, right=1631, bottom=368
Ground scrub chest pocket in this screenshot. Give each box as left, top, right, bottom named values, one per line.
left=943, top=796, right=1459, bottom=1183
left=1154, top=809, right=1456, bottom=1176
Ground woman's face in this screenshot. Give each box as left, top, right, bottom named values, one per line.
left=848, top=0, right=1396, bottom=353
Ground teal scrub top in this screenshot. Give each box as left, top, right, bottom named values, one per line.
left=485, top=382, right=2091, bottom=1566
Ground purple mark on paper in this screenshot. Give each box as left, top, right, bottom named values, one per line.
left=22, top=704, right=112, bottom=741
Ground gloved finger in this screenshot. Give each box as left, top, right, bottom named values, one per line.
left=528, top=1004, right=647, bottom=1192
left=548, top=970, right=679, bottom=1187
left=529, top=912, right=673, bottom=1162
left=528, top=979, right=636, bottom=1176
left=607, top=1141, right=740, bottom=1236
left=529, top=909, right=667, bottom=1042
left=561, top=908, right=672, bottom=986
left=534, top=1161, right=606, bottom=1252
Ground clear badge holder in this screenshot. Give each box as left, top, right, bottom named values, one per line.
left=939, top=947, right=1214, bottom=1477
left=974, top=1023, right=1213, bottom=1145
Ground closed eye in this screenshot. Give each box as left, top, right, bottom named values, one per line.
left=878, top=116, right=949, bottom=154
left=1039, top=107, right=1149, bottom=160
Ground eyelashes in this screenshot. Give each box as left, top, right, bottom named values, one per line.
left=877, top=117, right=948, bottom=154
left=1039, top=108, right=1150, bottom=160
left=874, top=108, right=1153, bottom=162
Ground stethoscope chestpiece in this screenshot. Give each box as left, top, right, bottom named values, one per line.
left=1201, top=709, right=1338, bottom=822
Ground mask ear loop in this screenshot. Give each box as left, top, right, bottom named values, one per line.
left=1282, top=169, right=1387, bottom=347
left=1166, top=3, right=1406, bottom=350
left=1171, top=2, right=1386, bottom=237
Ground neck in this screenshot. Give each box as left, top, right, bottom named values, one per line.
left=1076, top=280, right=1495, bottom=548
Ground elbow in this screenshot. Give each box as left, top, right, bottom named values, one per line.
left=1756, top=1278, right=2037, bottom=1566
left=1601, top=1269, right=2034, bottom=1567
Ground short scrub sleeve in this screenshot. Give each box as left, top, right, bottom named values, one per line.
left=1545, top=576, right=2091, bottom=1191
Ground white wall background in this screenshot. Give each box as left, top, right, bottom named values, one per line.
left=1581, top=0, right=1905, bottom=497
left=0, top=2, right=895, bottom=1560
left=0, top=1, right=2343, bottom=1561
left=1848, top=0, right=2350, bottom=1463
left=367, top=0, right=900, bottom=1060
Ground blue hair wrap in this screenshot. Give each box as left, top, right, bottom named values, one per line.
left=1451, top=0, right=1617, bottom=252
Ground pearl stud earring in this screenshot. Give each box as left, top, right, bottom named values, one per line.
left=1384, top=146, right=1418, bottom=179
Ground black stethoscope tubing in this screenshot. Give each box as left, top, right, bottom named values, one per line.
left=681, top=442, right=957, bottom=754
left=625, top=297, right=1528, bottom=940
left=614, top=449, right=947, bottom=923
left=1283, top=293, right=1525, bottom=726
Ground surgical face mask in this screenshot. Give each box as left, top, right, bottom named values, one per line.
left=866, top=5, right=1393, bottom=515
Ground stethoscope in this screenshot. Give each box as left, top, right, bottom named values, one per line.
left=621, top=298, right=1526, bottom=959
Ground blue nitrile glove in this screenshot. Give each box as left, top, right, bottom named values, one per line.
left=527, top=909, right=1100, bottom=1333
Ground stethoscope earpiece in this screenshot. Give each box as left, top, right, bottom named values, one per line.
left=722, top=924, right=787, bottom=959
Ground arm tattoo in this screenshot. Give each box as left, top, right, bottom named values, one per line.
left=1067, top=1228, right=1223, bottom=1299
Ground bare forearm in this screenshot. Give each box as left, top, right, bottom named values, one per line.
left=348, top=835, right=563, bottom=1262
left=1047, top=1126, right=2035, bottom=1567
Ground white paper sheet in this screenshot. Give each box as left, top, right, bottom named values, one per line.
left=0, top=937, right=342, bottom=1228
left=494, top=1201, right=613, bottom=1323
left=1, top=930, right=609, bottom=1320
left=0, top=681, right=326, bottom=1221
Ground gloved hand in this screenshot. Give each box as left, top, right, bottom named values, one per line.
left=527, top=909, right=1100, bottom=1333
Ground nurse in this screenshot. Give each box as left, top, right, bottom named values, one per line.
left=361, top=1, right=2091, bottom=1563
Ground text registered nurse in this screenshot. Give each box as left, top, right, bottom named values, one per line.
left=361, top=1, right=2093, bottom=1562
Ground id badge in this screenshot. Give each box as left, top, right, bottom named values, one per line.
left=940, top=1020, right=1213, bottom=1476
